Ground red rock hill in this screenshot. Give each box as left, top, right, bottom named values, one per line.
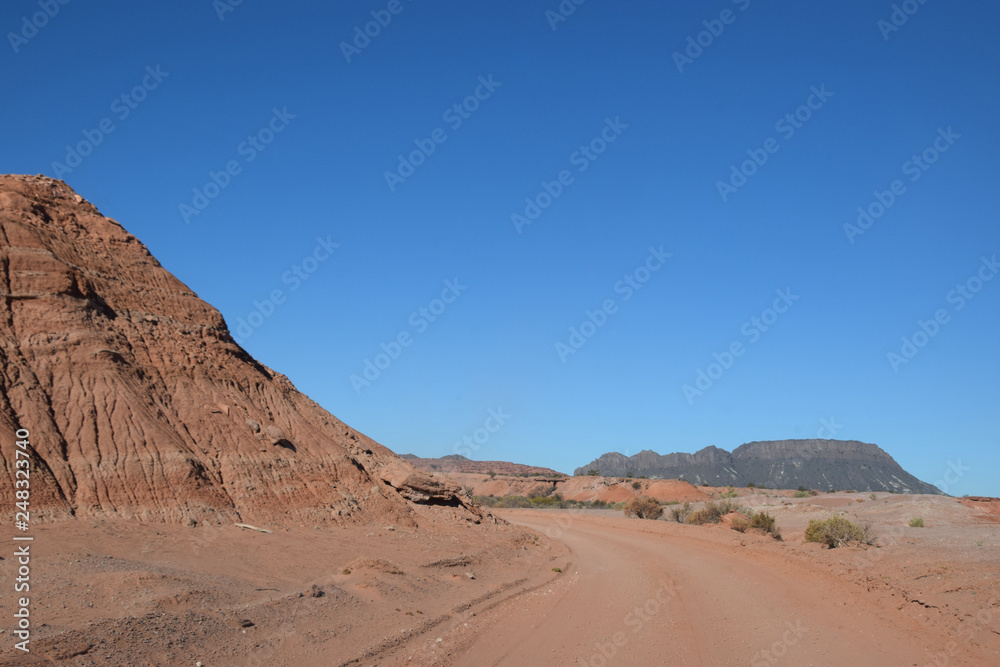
left=0, top=175, right=487, bottom=528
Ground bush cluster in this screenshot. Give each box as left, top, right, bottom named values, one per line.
left=624, top=495, right=663, bottom=520
left=730, top=511, right=782, bottom=540
left=474, top=495, right=625, bottom=511
left=804, top=516, right=877, bottom=548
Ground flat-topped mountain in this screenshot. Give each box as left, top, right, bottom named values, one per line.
left=575, top=439, right=943, bottom=494
left=0, top=175, right=490, bottom=527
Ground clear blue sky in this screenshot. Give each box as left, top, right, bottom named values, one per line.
left=4, top=1, right=998, bottom=495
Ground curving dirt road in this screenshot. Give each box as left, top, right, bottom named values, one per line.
left=429, top=511, right=988, bottom=666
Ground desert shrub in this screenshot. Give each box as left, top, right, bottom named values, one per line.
left=688, top=502, right=725, bottom=525
left=793, top=490, right=812, bottom=498
left=746, top=482, right=756, bottom=488
left=869, top=493, right=878, bottom=500
left=551, top=567, right=562, bottom=573
left=719, top=485, right=738, bottom=499
left=529, top=496, right=559, bottom=508
left=670, top=502, right=692, bottom=523
left=804, top=516, right=877, bottom=548
left=587, top=469, right=599, bottom=476
left=908, top=517, right=925, bottom=528
left=631, top=481, right=642, bottom=490
left=624, top=495, right=663, bottom=520
left=729, top=511, right=782, bottom=540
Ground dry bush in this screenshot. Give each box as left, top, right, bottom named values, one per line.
left=624, top=495, right=663, bottom=520
left=909, top=517, right=925, bottom=527
left=804, top=516, right=877, bottom=548
left=670, top=502, right=692, bottom=523
left=728, top=510, right=782, bottom=540
left=688, top=501, right=726, bottom=525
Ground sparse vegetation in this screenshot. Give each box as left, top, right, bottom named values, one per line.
left=624, top=495, right=663, bottom=520
left=793, top=490, right=812, bottom=498
left=341, top=568, right=351, bottom=575
left=670, top=502, right=692, bottom=523
left=804, top=516, right=877, bottom=548
left=631, top=481, right=642, bottom=490
left=551, top=567, right=562, bottom=573
left=908, top=517, right=925, bottom=528
left=977, top=540, right=985, bottom=547
left=487, top=470, right=496, bottom=479
left=730, top=510, right=782, bottom=540
left=869, top=493, right=878, bottom=501
left=474, top=495, right=625, bottom=511
left=719, top=485, right=738, bottom=499
left=587, top=469, right=599, bottom=476
left=687, top=500, right=741, bottom=525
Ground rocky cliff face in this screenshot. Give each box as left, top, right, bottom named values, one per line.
left=0, top=175, right=488, bottom=526
left=575, top=439, right=943, bottom=494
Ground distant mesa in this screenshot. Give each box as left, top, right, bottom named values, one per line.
left=575, top=439, right=943, bottom=495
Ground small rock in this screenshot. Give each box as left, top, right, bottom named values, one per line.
left=238, top=619, right=254, bottom=628
left=465, top=572, right=475, bottom=580
left=309, top=585, right=324, bottom=598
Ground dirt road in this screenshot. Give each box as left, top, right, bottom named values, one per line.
left=430, top=511, right=987, bottom=666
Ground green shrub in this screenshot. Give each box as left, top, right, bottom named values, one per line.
left=551, top=567, right=562, bottom=573
left=804, top=516, right=877, bottom=548
left=624, top=495, right=663, bottom=520
left=587, top=469, right=599, bottom=476
left=631, top=481, right=642, bottom=490
left=793, top=490, right=812, bottom=498
left=908, top=517, right=924, bottom=528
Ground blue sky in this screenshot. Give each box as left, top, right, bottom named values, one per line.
left=4, top=1, right=998, bottom=495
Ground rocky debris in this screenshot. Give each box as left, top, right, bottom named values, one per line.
left=379, top=461, right=466, bottom=506
left=0, top=174, right=487, bottom=528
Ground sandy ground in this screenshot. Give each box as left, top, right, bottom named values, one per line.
left=1, top=493, right=997, bottom=665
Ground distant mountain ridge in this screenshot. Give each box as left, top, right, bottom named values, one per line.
left=574, top=440, right=943, bottom=495
left=401, top=454, right=565, bottom=477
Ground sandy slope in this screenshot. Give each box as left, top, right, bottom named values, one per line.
left=396, top=511, right=998, bottom=666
